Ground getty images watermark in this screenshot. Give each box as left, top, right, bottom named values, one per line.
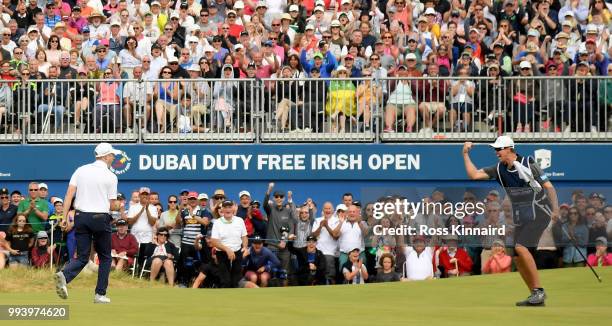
left=371, top=198, right=506, bottom=237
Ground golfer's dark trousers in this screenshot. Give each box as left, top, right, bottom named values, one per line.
left=216, top=250, right=243, bottom=288
left=62, top=211, right=112, bottom=296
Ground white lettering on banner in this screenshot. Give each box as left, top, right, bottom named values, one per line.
left=139, top=153, right=419, bottom=172
left=202, top=155, right=253, bottom=170
left=257, top=155, right=306, bottom=170
left=310, top=154, right=362, bottom=170
left=139, top=155, right=197, bottom=170
left=367, top=154, right=420, bottom=170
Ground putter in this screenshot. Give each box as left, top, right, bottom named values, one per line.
left=560, top=222, right=602, bottom=283
left=454, top=260, right=459, bottom=277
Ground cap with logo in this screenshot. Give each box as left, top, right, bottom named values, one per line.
left=490, top=135, right=515, bottom=149
left=95, top=142, right=121, bottom=157
left=239, top=190, right=251, bottom=198
left=116, top=219, right=128, bottom=226
left=519, top=60, right=532, bottom=69
left=0, top=188, right=8, bottom=195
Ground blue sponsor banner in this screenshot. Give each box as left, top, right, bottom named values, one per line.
left=0, top=143, right=610, bottom=181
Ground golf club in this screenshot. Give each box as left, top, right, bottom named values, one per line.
left=454, top=259, right=459, bottom=277
left=560, top=222, right=602, bottom=283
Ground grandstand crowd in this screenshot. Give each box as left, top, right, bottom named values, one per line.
left=1, top=182, right=611, bottom=287
left=0, top=0, right=612, bottom=135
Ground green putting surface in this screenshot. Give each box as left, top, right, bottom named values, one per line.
left=1, top=267, right=611, bottom=326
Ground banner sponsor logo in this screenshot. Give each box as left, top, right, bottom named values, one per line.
left=110, top=151, right=132, bottom=175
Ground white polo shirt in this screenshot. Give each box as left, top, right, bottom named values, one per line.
left=403, top=246, right=434, bottom=281
left=338, top=221, right=365, bottom=254
left=127, top=203, right=158, bottom=244
left=211, top=216, right=247, bottom=252
left=69, top=160, right=118, bottom=213
left=312, top=216, right=339, bottom=256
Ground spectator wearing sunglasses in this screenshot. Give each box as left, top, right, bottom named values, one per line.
left=156, top=195, right=180, bottom=247
left=147, top=227, right=178, bottom=286
left=0, top=188, right=17, bottom=234
left=263, top=182, right=297, bottom=278
left=17, top=182, right=49, bottom=233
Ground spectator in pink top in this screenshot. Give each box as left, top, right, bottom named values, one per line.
left=587, top=237, right=612, bottom=267
left=482, top=239, right=512, bottom=274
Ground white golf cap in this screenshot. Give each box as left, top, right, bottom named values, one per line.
left=198, top=193, right=209, bottom=200
left=239, top=190, right=251, bottom=198
left=39, top=183, right=48, bottom=190
left=167, top=55, right=179, bottom=63
left=95, top=142, right=121, bottom=157
left=234, top=1, right=245, bottom=9
left=314, top=5, right=324, bottom=12
left=341, top=0, right=351, bottom=4
left=234, top=43, right=244, bottom=51
left=336, top=204, right=348, bottom=211
left=586, top=24, right=597, bottom=33
left=170, top=12, right=180, bottom=19
left=405, top=53, right=417, bottom=60
left=424, top=8, right=437, bottom=15
left=490, top=135, right=515, bottom=149
left=519, top=60, right=532, bottom=69
left=305, top=24, right=315, bottom=31
left=187, top=64, right=200, bottom=71
left=289, top=4, right=299, bottom=12
left=527, top=28, right=539, bottom=38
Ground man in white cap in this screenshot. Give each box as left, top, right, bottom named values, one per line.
left=463, top=136, right=560, bottom=306
left=55, top=143, right=122, bottom=304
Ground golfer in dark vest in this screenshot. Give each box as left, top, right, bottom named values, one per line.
left=463, top=136, right=560, bottom=306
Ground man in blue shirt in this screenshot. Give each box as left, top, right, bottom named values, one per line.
left=243, top=236, right=280, bottom=287
left=300, top=42, right=337, bottom=78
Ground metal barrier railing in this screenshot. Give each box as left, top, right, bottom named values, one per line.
left=1, top=76, right=611, bottom=143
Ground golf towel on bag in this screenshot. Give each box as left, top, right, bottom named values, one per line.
left=495, top=156, right=550, bottom=226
